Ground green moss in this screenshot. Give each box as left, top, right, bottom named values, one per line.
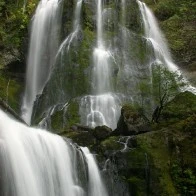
left=171, top=163, right=196, bottom=195
left=62, top=131, right=96, bottom=147
left=125, top=0, right=142, bottom=34
left=82, top=1, right=94, bottom=31
left=65, top=100, right=80, bottom=127
left=100, top=136, right=123, bottom=151
left=136, top=131, right=178, bottom=195
left=162, top=91, right=196, bottom=123
left=0, top=71, right=22, bottom=112
left=59, top=27, right=94, bottom=97
left=128, top=176, right=146, bottom=196
left=51, top=110, right=64, bottom=133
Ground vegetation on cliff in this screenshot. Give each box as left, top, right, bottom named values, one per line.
left=0, top=0, right=38, bottom=68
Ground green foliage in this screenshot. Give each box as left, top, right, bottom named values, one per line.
left=51, top=109, right=64, bottom=133
left=162, top=92, right=196, bottom=123
left=65, top=100, right=80, bottom=128
left=0, top=71, right=22, bottom=112
left=150, top=64, right=186, bottom=122
left=0, top=0, right=38, bottom=50
left=100, top=136, right=123, bottom=151
left=171, top=162, right=196, bottom=195
left=0, top=0, right=5, bottom=17
left=152, top=65, right=184, bottom=106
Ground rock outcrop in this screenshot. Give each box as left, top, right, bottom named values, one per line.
left=113, top=104, right=151, bottom=136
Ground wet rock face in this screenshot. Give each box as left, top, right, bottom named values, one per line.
left=116, top=104, right=151, bottom=136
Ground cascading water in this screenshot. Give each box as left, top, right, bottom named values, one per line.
left=25, top=0, right=196, bottom=129
left=117, top=0, right=144, bottom=97
left=0, top=109, right=108, bottom=196
left=81, top=147, right=108, bottom=196
left=137, top=0, right=178, bottom=72
left=56, top=0, right=83, bottom=55
left=137, top=0, right=196, bottom=93
left=21, top=0, right=62, bottom=125
left=29, top=0, right=84, bottom=127
left=80, top=0, right=121, bottom=130
left=80, top=94, right=121, bottom=129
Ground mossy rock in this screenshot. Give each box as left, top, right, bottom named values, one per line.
left=0, top=71, right=22, bottom=112
left=100, top=136, right=123, bottom=152
left=92, top=125, right=112, bottom=141
left=62, top=131, right=96, bottom=147
left=116, top=103, right=150, bottom=136
left=162, top=91, right=196, bottom=123
left=49, top=98, right=80, bottom=133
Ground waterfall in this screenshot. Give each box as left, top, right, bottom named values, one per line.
left=80, top=0, right=121, bottom=130
left=80, top=94, right=121, bottom=129
left=0, top=109, right=108, bottom=196
left=23, top=0, right=196, bottom=129
left=81, top=147, right=108, bottom=196
left=137, top=0, right=196, bottom=93
left=56, top=0, right=83, bottom=55
left=118, top=0, right=140, bottom=97
left=21, top=0, right=62, bottom=125
left=137, top=0, right=176, bottom=71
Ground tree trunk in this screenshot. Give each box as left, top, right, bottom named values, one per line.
left=0, top=97, right=27, bottom=125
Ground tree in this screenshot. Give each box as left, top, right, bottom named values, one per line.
left=151, top=64, right=185, bottom=123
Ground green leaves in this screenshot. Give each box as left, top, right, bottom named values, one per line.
left=0, top=0, right=38, bottom=50
left=152, top=64, right=184, bottom=106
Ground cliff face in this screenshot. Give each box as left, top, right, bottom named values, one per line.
left=0, top=0, right=38, bottom=111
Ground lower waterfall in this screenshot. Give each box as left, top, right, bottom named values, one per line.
left=0, top=110, right=108, bottom=196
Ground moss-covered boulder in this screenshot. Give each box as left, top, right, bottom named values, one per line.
left=161, top=91, right=196, bottom=123
left=115, top=104, right=150, bottom=136
left=61, top=131, right=96, bottom=147
left=92, top=125, right=112, bottom=141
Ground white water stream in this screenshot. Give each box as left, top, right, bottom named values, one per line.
left=80, top=0, right=121, bottom=130
left=81, top=147, right=108, bottom=196
left=56, top=0, right=83, bottom=56
left=137, top=0, right=196, bottom=93
left=21, top=0, right=62, bottom=124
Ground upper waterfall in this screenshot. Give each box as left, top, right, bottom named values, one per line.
left=21, top=0, right=62, bottom=125
left=79, top=0, right=121, bottom=129
left=57, top=0, right=83, bottom=55
left=25, top=0, right=196, bottom=130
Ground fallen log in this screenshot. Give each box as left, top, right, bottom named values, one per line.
left=0, top=97, right=27, bottom=125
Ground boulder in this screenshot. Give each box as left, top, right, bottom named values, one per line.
left=92, top=125, right=112, bottom=140
left=116, top=104, right=150, bottom=136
